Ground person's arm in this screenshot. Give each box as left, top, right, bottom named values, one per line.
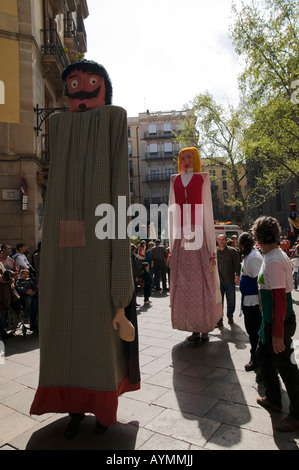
left=231, top=248, right=241, bottom=284
left=271, top=288, right=287, bottom=354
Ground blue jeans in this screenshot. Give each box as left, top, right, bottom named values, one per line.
left=21, top=294, right=38, bottom=329
left=220, top=283, right=236, bottom=318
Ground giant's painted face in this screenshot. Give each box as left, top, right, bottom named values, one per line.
left=179, top=150, right=194, bottom=172
left=65, top=69, right=106, bottom=112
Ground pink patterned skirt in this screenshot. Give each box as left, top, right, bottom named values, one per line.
left=170, top=239, right=222, bottom=333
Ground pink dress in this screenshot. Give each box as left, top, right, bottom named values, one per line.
left=169, top=172, right=222, bottom=332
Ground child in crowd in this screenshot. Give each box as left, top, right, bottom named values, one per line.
left=141, top=262, right=153, bottom=306
left=16, top=269, right=38, bottom=331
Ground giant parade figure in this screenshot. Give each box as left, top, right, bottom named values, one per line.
left=30, top=60, right=140, bottom=438
left=169, top=147, right=222, bottom=341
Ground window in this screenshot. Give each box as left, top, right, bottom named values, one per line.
left=165, top=168, right=173, bottom=179
left=164, top=142, right=172, bottom=155
left=150, top=169, right=159, bottom=181
left=149, top=143, right=158, bottom=155
left=149, top=124, right=157, bottom=135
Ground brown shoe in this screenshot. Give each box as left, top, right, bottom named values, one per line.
left=275, top=414, right=299, bottom=432
left=256, top=396, right=282, bottom=412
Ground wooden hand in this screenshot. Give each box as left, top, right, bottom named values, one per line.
left=112, top=308, right=135, bottom=342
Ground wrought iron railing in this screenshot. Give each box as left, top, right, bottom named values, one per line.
left=63, top=18, right=81, bottom=52
left=40, top=29, right=69, bottom=70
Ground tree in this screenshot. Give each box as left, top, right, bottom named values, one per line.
left=175, top=92, right=252, bottom=227
left=230, top=0, right=299, bottom=198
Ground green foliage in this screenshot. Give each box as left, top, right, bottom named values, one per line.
left=175, top=0, right=299, bottom=226
left=230, top=0, right=299, bottom=199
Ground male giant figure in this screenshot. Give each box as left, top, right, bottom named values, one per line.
left=30, top=60, right=140, bottom=438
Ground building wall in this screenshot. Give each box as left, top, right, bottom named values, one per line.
left=139, top=110, right=189, bottom=207
left=128, top=117, right=142, bottom=204
left=0, top=0, right=89, bottom=256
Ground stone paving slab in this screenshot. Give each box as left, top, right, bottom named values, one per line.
left=0, top=287, right=299, bottom=451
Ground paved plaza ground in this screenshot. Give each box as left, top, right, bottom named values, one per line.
left=0, top=286, right=299, bottom=451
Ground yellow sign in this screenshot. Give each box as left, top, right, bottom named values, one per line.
left=0, top=37, right=20, bottom=124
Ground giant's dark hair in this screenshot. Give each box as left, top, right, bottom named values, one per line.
left=62, top=60, right=113, bottom=105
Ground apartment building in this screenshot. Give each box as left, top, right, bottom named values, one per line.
left=127, top=116, right=142, bottom=205
left=139, top=110, right=192, bottom=209
left=0, top=0, right=89, bottom=253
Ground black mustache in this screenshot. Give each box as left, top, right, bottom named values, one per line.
left=66, top=85, right=102, bottom=100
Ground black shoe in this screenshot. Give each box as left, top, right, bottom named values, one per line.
left=244, top=361, right=258, bottom=371
left=64, top=414, right=85, bottom=438
left=94, top=421, right=108, bottom=435
left=216, top=318, right=223, bottom=327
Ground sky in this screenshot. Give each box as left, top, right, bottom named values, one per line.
left=84, top=0, right=246, bottom=117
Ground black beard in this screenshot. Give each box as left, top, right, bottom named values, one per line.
left=66, top=85, right=102, bottom=100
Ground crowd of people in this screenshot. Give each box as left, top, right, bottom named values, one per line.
left=0, top=242, right=40, bottom=339
left=131, top=227, right=298, bottom=316
left=132, top=215, right=299, bottom=432
left=131, top=239, right=170, bottom=306
left=1, top=215, right=299, bottom=432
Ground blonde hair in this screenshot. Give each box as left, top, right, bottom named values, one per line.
left=178, top=147, right=201, bottom=173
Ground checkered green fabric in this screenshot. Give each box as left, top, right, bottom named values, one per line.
left=37, top=106, right=134, bottom=391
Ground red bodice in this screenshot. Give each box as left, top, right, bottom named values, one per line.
left=173, top=174, right=203, bottom=226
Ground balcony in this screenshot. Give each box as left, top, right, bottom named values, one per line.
left=144, top=151, right=178, bottom=161
left=144, top=197, right=169, bottom=209
left=144, top=173, right=175, bottom=183
left=49, top=0, right=65, bottom=14
left=66, top=0, right=80, bottom=10
left=40, top=29, right=69, bottom=96
left=143, top=130, right=176, bottom=140
left=76, top=16, right=87, bottom=52
left=64, top=18, right=81, bottom=61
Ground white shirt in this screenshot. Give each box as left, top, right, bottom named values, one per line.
left=258, top=247, right=293, bottom=292
left=241, top=247, right=263, bottom=306
left=13, top=253, right=30, bottom=272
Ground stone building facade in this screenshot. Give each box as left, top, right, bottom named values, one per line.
left=0, top=0, right=88, bottom=254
